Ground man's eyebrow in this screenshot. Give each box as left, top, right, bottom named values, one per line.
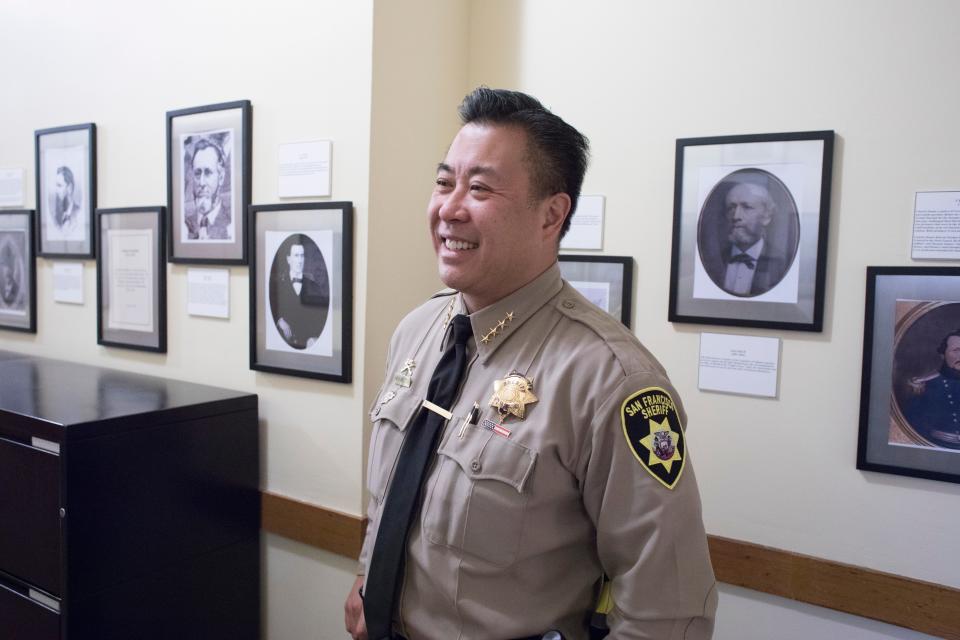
left=435, top=163, right=500, bottom=179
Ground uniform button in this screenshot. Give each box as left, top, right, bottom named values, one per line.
left=562, top=300, right=575, bottom=309
left=470, top=459, right=482, bottom=472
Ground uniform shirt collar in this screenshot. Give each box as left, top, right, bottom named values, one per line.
left=453, top=262, right=562, bottom=363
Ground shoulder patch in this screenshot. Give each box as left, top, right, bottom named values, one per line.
left=621, top=387, right=686, bottom=489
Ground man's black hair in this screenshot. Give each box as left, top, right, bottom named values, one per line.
left=458, top=87, right=589, bottom=239
left=191, top=137, right=226, bottom=168
left=56, top=165, right=75, bottom=189
left=937, top=329, right=960, bottom=354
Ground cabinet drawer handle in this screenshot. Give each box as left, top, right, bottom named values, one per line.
left=29, top=588, right=60, bottom=612
left=30, top=437, right=60, bottom=455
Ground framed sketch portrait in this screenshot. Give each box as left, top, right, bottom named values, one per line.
left=35, top=123, right=96, bottom=258
left=558, top=255, right=633, bottom=327
left=669, top=131, right=834, bottom=332
left=858, top=267, right=960, bottom=485
left=0, top=210, right=36, bottom=333
left=166, top=100, right=251, bottom=264
left=250, top=202, right=353, bottom=382
left=96, top=207, right=166, bottom=352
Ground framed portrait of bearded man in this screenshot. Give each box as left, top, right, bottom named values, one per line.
left=668, top=130, right=834, bottom=332
left=35, top=123, right=96, bottom=258
left=166, top=100, right=251, bottom=264
left=0, top=209, right=36, bottom=333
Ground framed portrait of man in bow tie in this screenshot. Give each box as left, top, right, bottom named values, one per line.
left=249, top=201, right=353, bottom=382
left=669, top=130, right=835, bottom=332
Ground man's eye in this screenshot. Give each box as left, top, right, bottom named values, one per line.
left=470, top=184, right=488, bottom=192
left=435, top=177, right=451, bottom=188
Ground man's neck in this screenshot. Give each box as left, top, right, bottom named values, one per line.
left=461, top=260, right=557, bottom=314
left=731, top=237, right=764, bottom=257
left=201, top=199, right=222, bottom=220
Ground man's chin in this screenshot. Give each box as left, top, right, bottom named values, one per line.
left=194, top=196, right=213, bottom=214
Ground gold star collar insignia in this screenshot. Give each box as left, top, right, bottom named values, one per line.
left=489, top=371, right=538, bottom=420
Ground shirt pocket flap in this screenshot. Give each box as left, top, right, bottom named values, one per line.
left=369, top=389, right=423, bottom=430
left=437, top=428, right=538, bottom=494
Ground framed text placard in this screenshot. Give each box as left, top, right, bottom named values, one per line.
left=97, top=207, right=166, bottom=352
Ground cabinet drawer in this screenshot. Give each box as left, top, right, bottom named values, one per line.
left=0, top=577, right=60, bottom=640
left=0, top=436, right=61, bottom=595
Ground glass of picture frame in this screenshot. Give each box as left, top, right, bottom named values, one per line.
left=558, top=255, right=633, bottom=328
left=0, top=209, right=36, bottom=333
left=166, top=100, right=251, bottom=265
left=97, top=207, right=166, bottom=352
left=250, top=201, right=353, bottom=382
left=35, top=123, right=96, bottom=258
left=668, top=130, right=834, bottom=332
left=858, top=266, right=960, bottom=485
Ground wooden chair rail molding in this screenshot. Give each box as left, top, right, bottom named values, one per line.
left=261, top=491, right=960, bottom=640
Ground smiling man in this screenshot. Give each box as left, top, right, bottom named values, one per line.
left=345, top=87, right=716, bottom=640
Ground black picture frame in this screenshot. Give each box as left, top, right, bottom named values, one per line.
left=858, top=266, right=960, bottom=485
left=96, top=207, right=166, bottom=352
left=35, top=123, right=97, bottom=258
left=250, top=202, right=353, bottom=383
left=668, top=130, right=834, bottom=332
left=166, top=100, right=251, bottom=265
left=558, top=255, right=633, bottom=328
left=0, top=209, right=37, bottom=333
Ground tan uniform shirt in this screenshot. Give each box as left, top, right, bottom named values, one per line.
left=360, top=264, right=716, bottom=639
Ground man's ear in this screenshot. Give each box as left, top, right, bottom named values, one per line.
left=542, top=192, right=571, bottom=239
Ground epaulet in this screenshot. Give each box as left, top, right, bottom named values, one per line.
left=430, top=288, right=457, bottom=299
left=555, top=284, right=661, bottom=378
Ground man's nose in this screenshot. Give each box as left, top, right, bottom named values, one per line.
left=437, top=187, right=468, bottom=221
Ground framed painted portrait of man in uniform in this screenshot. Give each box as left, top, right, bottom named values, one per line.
left=35, top=123, right=96, bottom=258
left=0, top=209, right=36, bottom=333
left=166, top=100, right=251, bottom=265
left=669, top=130, right=834, bottom=332
left=859, top=267, right=960, bottom=485
left=249, top=201, right=353, bottom=382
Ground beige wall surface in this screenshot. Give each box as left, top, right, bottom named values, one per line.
left=469, top=0, right=960, bottom=589
left=0, top=0, right=376, bottom=636
left=2, top=1, right=959, bottom=639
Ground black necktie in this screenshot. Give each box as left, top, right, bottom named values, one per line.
left=728, top=252, right=756, bottom=269
left=364, top=314, right=473, bottom=640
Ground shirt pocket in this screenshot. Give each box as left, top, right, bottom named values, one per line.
left=423, top=425, right=538, bottom=567
left=367, top=389, right=423, bottom=502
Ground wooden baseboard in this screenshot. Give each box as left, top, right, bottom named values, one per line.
left=261, top=491, right=960, bottom=639
left=261, top=491, right=366, bottom=560
left=708, top=535, right=960, bottom=640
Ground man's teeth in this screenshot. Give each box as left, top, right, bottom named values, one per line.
left=445, top=239, right=478, bottom=250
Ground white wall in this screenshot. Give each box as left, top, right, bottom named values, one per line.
left=2, top=1, right=959, bottom=638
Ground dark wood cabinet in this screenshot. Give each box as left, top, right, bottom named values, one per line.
left=0, top=351, right=260, bottom=639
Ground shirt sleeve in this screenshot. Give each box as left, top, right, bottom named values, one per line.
left=579, top=371, right=717, bottom=639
